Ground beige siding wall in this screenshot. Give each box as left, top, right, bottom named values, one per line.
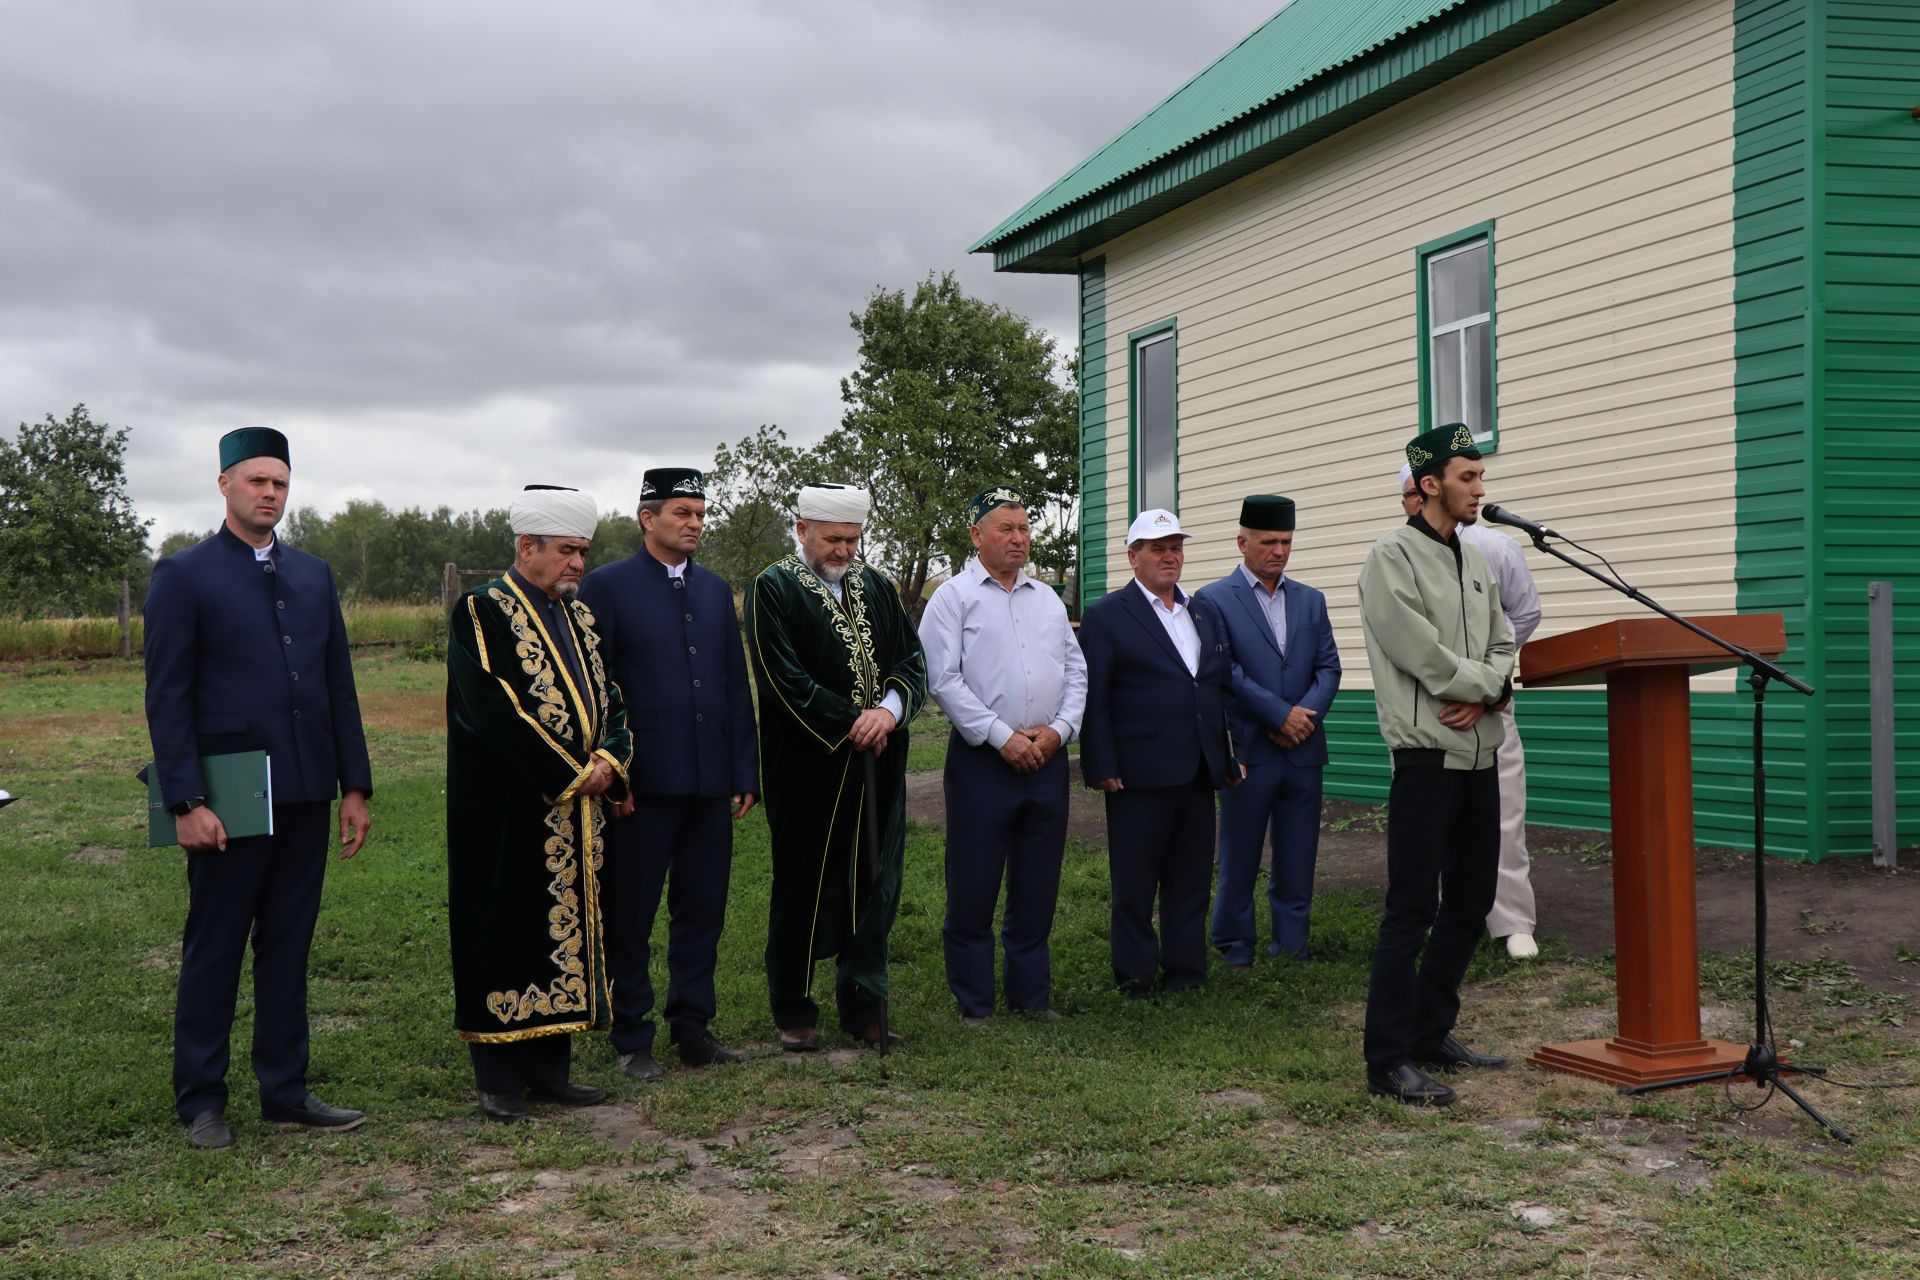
left=1089, top=0, right=1738, bottom=690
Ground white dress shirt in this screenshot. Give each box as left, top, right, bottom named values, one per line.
left=919, top=557, right=1087, bottom=749
left=1134, top=579, right=1201, bottom=676
left=1237, top=563, right=1287, bottom=655
left=1458, top=523, right=1542, bottom=646
left=252, top=537, right=275, bottom=562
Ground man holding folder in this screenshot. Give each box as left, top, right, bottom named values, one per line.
left=143, top=427, right=373, bottom=1149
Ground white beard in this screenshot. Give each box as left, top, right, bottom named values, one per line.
left=557, top=580, right=580, bottom=600
left=809, top=559, right=850, bottom=584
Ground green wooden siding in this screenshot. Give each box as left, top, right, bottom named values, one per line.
left=1077, top=259, right=1110, bottom=611
left=1815, top=0, right=1920, bottom=852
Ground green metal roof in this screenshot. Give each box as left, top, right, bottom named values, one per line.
left=972, top=0, right=1614, bottom=272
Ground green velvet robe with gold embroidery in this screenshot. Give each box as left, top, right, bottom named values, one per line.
left=744, top=555, right=927, bottom=1032
left=446, top=576, right=633, bottom=1043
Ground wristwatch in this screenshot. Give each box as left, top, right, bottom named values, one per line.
left=169, top=797, right=207, bottom=816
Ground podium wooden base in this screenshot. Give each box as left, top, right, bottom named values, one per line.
left=1530, top=1036, right=1750, bottom=1087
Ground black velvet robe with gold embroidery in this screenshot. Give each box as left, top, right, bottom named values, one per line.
left=446, top=576, right=633, bottom=1043
left=745, top=555, right=927, bottom=1032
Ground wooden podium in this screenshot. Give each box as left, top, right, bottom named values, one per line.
left=1518, top=614, right=1786, bottom=1086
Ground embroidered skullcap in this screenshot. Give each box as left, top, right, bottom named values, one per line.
left=795, top=483, right=871, bottom=524
left=219, top=427, right=289, bottom=471
left=966, top=486, right=1025, bottom=526
left=1404, top=422, right=1478, bottom=478
left=1238, top=495, right=1295, bottom=532
left=510, top=485, right=598, bottom=538
left=641, top=467, right=704, bottom=500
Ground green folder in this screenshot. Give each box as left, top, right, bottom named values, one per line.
left=146, top=751, right=274, bottom=847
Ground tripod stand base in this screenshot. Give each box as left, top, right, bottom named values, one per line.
left=1530, top=1035, right=1749, bottom=1087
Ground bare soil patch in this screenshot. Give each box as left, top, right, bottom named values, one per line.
left=905, top=775, right=1920, bottom=999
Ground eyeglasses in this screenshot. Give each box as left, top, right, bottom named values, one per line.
left=1400, top=489, right=1420, bottom=502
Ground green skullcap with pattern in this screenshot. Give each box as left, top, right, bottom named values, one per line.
left=1403, top=422, right=1478, bottom=476
left=966, top=486, right=1026, bottom=526
left=218, top=427, right=289, bottom=471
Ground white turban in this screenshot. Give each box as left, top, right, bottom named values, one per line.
left=795, top=483, right=871, bottom=524
left=510, top=486, right=598, bottom=538
left=1397, top=462, right=1413, bottom=490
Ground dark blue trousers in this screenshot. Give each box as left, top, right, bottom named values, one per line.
left=1363, top=762, right=1500, bottom=1068
left=173, top=801, right=330, bottom=1122
left=1104, top=771, right=1215, bottom=995
left=1213, top=757, right=1324, bottom=963
left=468, top=1035, right=572, bottom=1095
left=605, top=795, right=732, bottom=1053
left=941, top=735, right=1069, bottom=1017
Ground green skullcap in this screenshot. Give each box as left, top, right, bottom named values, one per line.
left=1238, top=495, right=1295, bottom=531
left=1404, top=422, right=1478, bottom=477
left=966, top=485, right=1025, bottom=526
left=219, top=427, right=289, bottom=471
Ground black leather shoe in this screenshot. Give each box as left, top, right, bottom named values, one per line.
left=530, top=1080, right=606, bottom=1107
left=264, top=1093, right=366, bottom=1131
left=185, top=1110, right=233, bottom=1150
left=1414, top=1034, right=1509, bottom=1071
left=1366, top=1063, right=1457, bottom=1107
left=675, top=1032, right=745, bottom=1067
left=858, top=1023, right=904, bottom=1050
left=780, top=1028, right=821, bottom=1054
left=478, top=1092, right=529, bottom=1123
left=617, top=1051, right=665, bottom=1081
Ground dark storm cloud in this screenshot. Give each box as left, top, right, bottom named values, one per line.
left=0, top=0, right=1271, bottom=535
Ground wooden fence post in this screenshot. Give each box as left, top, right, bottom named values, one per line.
left=118, top=578, right=132, bottom=660
left=443, top=563, right=460, bottom=614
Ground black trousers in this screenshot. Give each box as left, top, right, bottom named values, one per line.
left=942, top=736, right=1069, bottom=1017
left=173, top=801, right=330, bottom=1122
left=1104, top=771, right=1216, bottom=994
left=604, top=795, right=732, bottom=1054
left=468, top=1035, right=572, bottom=1095
left=1363, top=761, right=1501, bottom=1068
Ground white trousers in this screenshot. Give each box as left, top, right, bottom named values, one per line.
left=1483, top=701, right=1535, bottom=937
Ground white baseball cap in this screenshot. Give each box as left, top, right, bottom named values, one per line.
left=1125, top=508, right=1190, bottom=545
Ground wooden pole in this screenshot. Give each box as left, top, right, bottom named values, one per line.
left=443, top=563, right=460, bottom=614
left=118, top=578, right=131, bottom=660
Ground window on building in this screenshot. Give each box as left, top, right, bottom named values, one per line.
left=1131, top=323, right=1177, bottom=513
left=1419, top=226, right=1497, bottom=448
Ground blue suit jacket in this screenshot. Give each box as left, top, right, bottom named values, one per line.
left=1193, top=570, right=1341, bottom=769
left=578, top=548, right=759, bottom=799
left=1078, top=582, right=1235, bottom=790
left=143, top=526, right=373, bottom=809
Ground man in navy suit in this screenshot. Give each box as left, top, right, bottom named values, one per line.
left=579, top=467, right=759, bottom=1079
left=142, top=427, right=373, bottom=1150
left=1195, top=495, right=1341, bottom=965
left=1079, top=509, right=1238, bottom=997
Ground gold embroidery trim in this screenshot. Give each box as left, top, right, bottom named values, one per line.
left=482, top=798, right=591, bottom=1026
left=502, top=577, right=598, bottom=745
left=467, top=594, right=588, bottom=778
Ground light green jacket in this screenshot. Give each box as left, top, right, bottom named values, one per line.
left=1358, top=517, right=1516, bottom=771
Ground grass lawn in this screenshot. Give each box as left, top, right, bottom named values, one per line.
left=2, top=654, right=1918, bottom=1278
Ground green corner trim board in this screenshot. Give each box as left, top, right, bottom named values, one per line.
left=1050, top=0, right=1919, bottom=859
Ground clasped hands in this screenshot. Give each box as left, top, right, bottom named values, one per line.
left=1266, top=706, right=1318, bottom=748
left=848, top=706, right=898, bottom=753
left=997, top=725, right=1063, bottom=775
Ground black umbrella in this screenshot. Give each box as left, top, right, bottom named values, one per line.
left=858, top=748, right=889, bottom=1057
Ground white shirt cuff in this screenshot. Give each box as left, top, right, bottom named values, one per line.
left=1049, top=718, right=1076, bottom=746
left=985, top=719, right=1015, bottom=750
left=878, top=690, right=905, bottom=724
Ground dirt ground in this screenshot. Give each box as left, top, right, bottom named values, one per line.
left=904, top=774, right=1920, bottom=997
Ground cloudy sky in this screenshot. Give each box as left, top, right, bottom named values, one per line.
left=0, top=1, right=1272, bottom=540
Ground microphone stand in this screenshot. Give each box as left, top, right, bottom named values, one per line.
left=1516, top=526, right=1847, bottom=1143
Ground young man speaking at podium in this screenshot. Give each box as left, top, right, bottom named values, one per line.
left=1356, top=424, right=1515, bottom=1107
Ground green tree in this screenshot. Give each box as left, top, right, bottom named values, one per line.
left=818, top=272, right=1079, bottom=617
left=157, top=529, right=216, bottom=559
left=701, top=423, right=807, bottom=589
left=0, top=405, right=153, bottom=617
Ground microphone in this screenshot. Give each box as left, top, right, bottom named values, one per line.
left=1480, top=504, right=1558, bottom=540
